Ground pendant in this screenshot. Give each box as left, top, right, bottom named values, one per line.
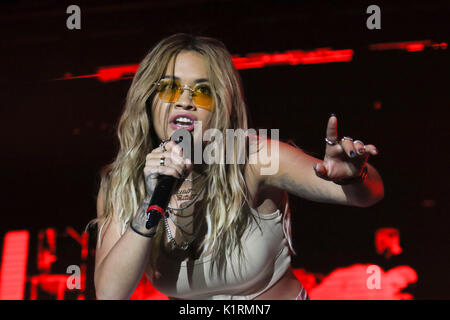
left=179, top=242, right=189, bottom=251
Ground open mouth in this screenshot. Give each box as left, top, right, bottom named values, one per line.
left=169, top=113, right=197, bottom=131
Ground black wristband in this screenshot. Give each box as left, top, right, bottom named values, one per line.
left=333, top=166, right=368, bottom=185
left=129, top=223, right=156, bottom=238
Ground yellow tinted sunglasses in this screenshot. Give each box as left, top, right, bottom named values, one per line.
left=154, top=79, right=214, bottom=112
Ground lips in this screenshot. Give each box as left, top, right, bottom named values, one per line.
left=169, top=112, right=197, bottom=131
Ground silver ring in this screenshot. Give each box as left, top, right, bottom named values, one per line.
left=159, top=139, right=169, bottom=152
left=353, top=140, right=364, bottom=145
left=341, top=136, right=353, bottom=142
left=325, top=138, right=338, bottom=146
left=160, top=157, right=166, bottom=166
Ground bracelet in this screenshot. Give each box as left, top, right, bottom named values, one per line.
left=129, top=223, right=156, bottom=238
left=333, top=166, right=368, bottom=185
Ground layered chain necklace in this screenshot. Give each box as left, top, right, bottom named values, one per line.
left=164, top=180, right=205, bottom=251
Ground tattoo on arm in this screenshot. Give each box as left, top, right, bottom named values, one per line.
left=130, top=195, right=157, bottom=234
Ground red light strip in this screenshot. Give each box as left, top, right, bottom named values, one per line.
left=232, top=48, right=354, bottom=70
left=97, top=65, right=139, bottom=82
left=0, top=231, right=30, bottom=300
left=369, top=40, right=447, bottom=52
left=53, top=40, right=447, bottom=83
left=54, top=47, right=353, bottom=83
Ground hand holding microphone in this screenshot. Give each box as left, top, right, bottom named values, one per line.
left=144, top=139, right=191, bottom=195
left=130, top=129, right=194, bottom=237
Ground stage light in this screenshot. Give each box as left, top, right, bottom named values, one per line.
left=0, top=231, right=30, bottom=300
left=53, top=47, right=354, bottom=82
left=52, top=40, right=446, bottom=83
left=369, top=40, right=433, bottom=52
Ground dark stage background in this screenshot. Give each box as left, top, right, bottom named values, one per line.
left=0, top=0, right=449, bottom=300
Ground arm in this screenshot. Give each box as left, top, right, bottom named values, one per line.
left=253, top=115, right=384, bottom=207
left=94, top=140, right=191, bottom=299
left=263, top=143, right=384, bottom=207
left=94, top=188, right=154, bottom=300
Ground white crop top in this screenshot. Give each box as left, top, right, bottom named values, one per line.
left=148, top=206, right=292, bottom=300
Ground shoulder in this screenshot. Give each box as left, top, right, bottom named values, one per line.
left=246, top=134, right=304, bottom=183
left=244, top=133, right=291, bottom=198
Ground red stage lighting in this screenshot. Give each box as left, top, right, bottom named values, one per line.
left=0, top=231, right=30, bottom=300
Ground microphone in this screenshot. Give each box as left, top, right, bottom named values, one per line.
left=145, top=129, right=193, bottom=230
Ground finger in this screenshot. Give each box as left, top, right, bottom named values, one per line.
left=164, top=141, right=183, bottom=157
left=166, top=142, right=194, bottom=175
left=147, top=157, right=185, bottom=177
left=147, top=150, right=185, bottom=171
left=146, top=149, right=163, bottom=161
left=184, top=158, right=194, bottom=171
left=313, top=162, right=329, bottom=179
left=364, top=144, right=379, bottom=156
left=326, top=114, right=338, bottom=143
left=353, top=140, right=366, bottom=156
left=157, top=166, right=183, bottom=179
left=340, top=137, right=357, bottom=158
left=162, top=150, right=185, bottom=167
left=145, top=165, right=182, bottom=179
left=143, top=168, right=160, bottom=180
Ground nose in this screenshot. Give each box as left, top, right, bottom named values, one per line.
left=175, top=87, right=196, bottom=111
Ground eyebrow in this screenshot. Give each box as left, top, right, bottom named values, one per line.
left=161, top=75, right=209, bottom=84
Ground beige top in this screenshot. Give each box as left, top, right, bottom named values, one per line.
left=149, top=206, right=291, bottom=300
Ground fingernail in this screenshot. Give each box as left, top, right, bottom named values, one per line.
left=314, top=164, right=324, bottom=176
left=313, top=164, right=321, bottom=175
left=350, top=151, right=355, bottom=158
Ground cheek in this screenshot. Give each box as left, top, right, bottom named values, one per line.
left=199, top=111, right=213, bottom=129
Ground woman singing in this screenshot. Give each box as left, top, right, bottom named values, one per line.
left=92, top=33, right=384, bottom=300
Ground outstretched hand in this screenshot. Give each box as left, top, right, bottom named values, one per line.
left=313, top=115, right=378, bottom=181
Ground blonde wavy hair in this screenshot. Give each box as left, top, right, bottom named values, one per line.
left=91, top=34, right=294, bottom=277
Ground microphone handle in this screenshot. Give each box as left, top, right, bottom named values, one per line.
left=145, top=175, right=176, bottom=229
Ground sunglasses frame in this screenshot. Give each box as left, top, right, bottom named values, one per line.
left=153, top=79, right=214, bottom=111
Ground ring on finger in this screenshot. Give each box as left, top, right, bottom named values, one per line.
left=160, top=156, right=166, bottom=166
left=341, top=136, right=353, bottom=142
left=159, top=139, right=169, bottom=152
left=325, top=137, right=338, bottom=146
left=353, top=140, right=366, bottom=153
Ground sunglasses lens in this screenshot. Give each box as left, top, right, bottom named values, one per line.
left=158, top=80, right=180, bottom=103
left=156, top=80, right=214, bottom=111
left=193, top=84, right=213, bottom=110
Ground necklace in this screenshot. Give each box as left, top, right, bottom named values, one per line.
left=163, top=185, right=205, bottom=250
left=184, top=173, right=204, bottom=182
left=167, top=207, right=194, bottom=228
left=164, top=214, right=202, bottom=251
